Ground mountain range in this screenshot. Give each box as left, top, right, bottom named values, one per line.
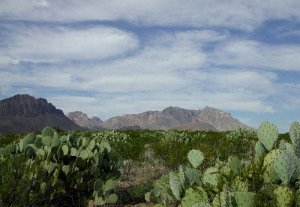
left=68, top=106, right=248, bottom=131
left=0, top=94, right=248, bottom=134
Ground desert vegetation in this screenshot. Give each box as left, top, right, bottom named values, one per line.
left=0, top=122, right=299, bottom=206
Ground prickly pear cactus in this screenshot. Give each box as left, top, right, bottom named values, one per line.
left=203, top=167, right=219, bottom=189
left=289, top=121, right=300, bottom=157
left=192, top=203, right=212, bottom=207
left=255, top=141, right=267, bottom=163
left=178, top=165, right=185, bottom=188
left=42, top=127, right=56, bottom=137
left=212, top=191, right=232, bottom=207
left=234, top=192, right=256, bottom=207
left=19, top=133, right=35, bottom=152
left=263, top=149, right=296, bottom=185
left=257, top=121, right=279, bottom=151
left=228, top=156, right=242, bottom=175
left=169, top=172, right=182, bottom=201
left=188, top=149, right=204, bottom=169
left=273, top=186, right=294, bottom=207
left=263, top=149, right=281, bottom=183
left=185, top=167, right=202, bottom=186
left=290, top=121, right=300, bottom=146
left=146, top=174, right=175, bottom=206
left=285, top=142, right=296, bottom=154
left=231, top=176, right=249, bottom=192
left=180, top=187, right=209, bottom=207
left=272, top=150, right=296, bottom=185
left=1, top=127, right=121, bottom=206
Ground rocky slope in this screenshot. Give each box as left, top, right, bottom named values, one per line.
left=0, top=94, right=82, bottom=134
left=101, top=106, right=247, bottom=131
left=68, top=111, right=104, bottom=130
left=70, top=106, right=248, bottom=131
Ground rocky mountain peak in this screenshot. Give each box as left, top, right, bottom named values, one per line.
left=200, top=106, right=231, bottom=118
left=91, top=116, right=103, bottom=123
left=162, top=106, right=198, bottom=124
left=68, top=111, right=89, bottom=120
left=67, top=111, right=103, bottom=130
left=0, top=94, right=81, bottom=134
left=0, top=94, right=64, bottom=117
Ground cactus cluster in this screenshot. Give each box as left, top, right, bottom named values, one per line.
left=0, top=127, right=121, bottom=206
left=146, top=148, right=256, bottom=207
left=161, top=131, right=195, bottom=144
left=146, top=121, right=300, bottom=207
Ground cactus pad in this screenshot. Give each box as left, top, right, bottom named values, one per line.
left=188, top=149, right=204, bottom=169
left=255, top=141, right=267, bottom=161
left=234, top=192, right=256, bottom=207
left=185, top=168, right=202, bottom=185
left=181, top=187, right=209, bottom=207
left=273, top=186, right=294, bottom=207
left=272, top=150, right=296, bottom=185
left=257, top=121, right=279, bottom=151
left=203, top=167, right=219, bottom=188
left=169, top=172, right=182, bottom=200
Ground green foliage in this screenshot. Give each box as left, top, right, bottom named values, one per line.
left=152, top=130, right=195, bottom=169
left=0, top=133, right=22, bottom=147
left=234, top=192, right=256, bottom=207
left=126, top=182, right=153, bottom=203
left=181, top=187, right=209, bottom=207
left=1, top=121, right=300, bottom=206
left=147, top=174, right=176, bottom=206
left=0, top=127, right=121, bottom=206
left=146, top=121, right=300, bottom=207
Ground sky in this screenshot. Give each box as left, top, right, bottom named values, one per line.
left=1, top=0, right=300, bottom=132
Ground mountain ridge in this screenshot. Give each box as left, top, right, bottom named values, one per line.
left=68, top=111, right=104, bottom=130
left=68, top=106, right=248, bottom=131
left=0, top=94, right=82, bottom=134
left=0, top=94, right=248, bottom=133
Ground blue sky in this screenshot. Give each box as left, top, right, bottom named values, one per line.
left=1, top=0, right=300, bottom=132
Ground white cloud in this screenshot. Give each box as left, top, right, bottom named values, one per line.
left=0, top=56, right=19, bottom=65
left=187, top=69, right=278, bottom=95
left=0, top=26, right=139, bottom=63
left=0, top=28, right=278, bottom=117
left=211, top=40, right=300, bottom=71
left=1, top=0, right=300, bottom=30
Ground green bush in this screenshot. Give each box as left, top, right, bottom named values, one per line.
left=126, top=182, right=153, bottom=203
left=0, top=127, right=121, bottom=206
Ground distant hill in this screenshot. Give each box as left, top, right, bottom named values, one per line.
left=69, top=106, right=248, bottom=131
left=68, top=111, right=105, bottom=130
left=0, top=94, right=82, bottom=134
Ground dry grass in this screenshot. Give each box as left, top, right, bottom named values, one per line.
left=116, top=146, right=169, bottom=207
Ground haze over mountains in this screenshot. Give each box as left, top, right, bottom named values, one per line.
left=0, top=94, right=248, bottom=134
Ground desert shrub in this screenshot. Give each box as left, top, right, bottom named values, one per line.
left=0, top=133, right=22, bottom=147
left=126, top=182, right=153, bottom=203
left=0, top=127, right=121, bottom=206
